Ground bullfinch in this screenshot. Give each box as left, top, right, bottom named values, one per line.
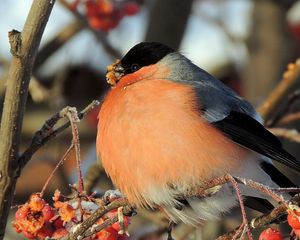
left=97, top=42, right=299, bottom=225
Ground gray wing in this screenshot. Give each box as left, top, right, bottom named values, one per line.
left=194, top=70, right=258, bottom=122
left=166, top=53, right=259, bottom=122
left=177, top=60, right=299, bottom=171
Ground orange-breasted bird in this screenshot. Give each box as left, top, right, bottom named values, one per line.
left=97, top=42, right=298, bottom=225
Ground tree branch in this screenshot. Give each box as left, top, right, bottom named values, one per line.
left=63, top=198, right=133, bottom=240
left=266, top=90, right=300, bottom=127
left=258, top=59, right=300, bottom=120
left=277, top=112, right=300, bottom=125
left=0, top=1, right=56, bottom=238
left=57, top=175, right=297, bottom=240
left=268, top=127, right=300, bottom=143
left=217, top=195, right=300, bottom=240
left=18, top=100, right=100, bottom=172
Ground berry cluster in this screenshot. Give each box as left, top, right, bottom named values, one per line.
left=72, top=0, right=140, bottom=31
left=13, top=193, right=67, bottom=239
left=13, top=191, right=130, bottom=239
left=258, top=209, right=300, bottom=239
left=288, top=209, right=300, bottom=238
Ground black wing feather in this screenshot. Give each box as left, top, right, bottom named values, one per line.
left=212, top=111, right=300, bottom=171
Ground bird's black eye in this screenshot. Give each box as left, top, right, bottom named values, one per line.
left=130, top=63, right=140, bottom=72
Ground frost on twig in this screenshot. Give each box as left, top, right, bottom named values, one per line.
left=18, top=100, right=100, bottom=171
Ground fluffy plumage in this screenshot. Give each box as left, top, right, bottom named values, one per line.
left=97, top=42, right=297, bottom=224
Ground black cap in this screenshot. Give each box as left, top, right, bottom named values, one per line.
left=120, top=42, right=175, bottom=74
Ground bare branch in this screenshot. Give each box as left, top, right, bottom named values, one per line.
left=82, top=215, right=118, bottom=238
left=217, top=195, right=300, bottom=240
left=0, top=1, right=56, bottom=238
left=62, top=198, right=133, bottom=240
left=266, top=90, right=300, bottom=127
left=18, top=100, right=100, bottom=171
left=277, top=112, right=300, bottom=125
left=268, top=128, right=300, bottom=143
left=59, top=175, right=297, bottom=240
left=62, top=107, right=84, bottom=192
left=258, top=59, right=300, bottom=120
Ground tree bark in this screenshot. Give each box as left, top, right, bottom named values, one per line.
left=0, top=1, right=55, bottom=238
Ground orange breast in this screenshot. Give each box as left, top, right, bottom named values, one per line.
left=97, top=66, right=248, bottom=206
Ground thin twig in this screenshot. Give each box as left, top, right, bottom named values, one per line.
left=63, top=198, right=132, bottom=240
left=226, top=175, right=253, bottom=240
left=183, top=175, right=284, bottom=204
left=61, top=175, right=296, bottom=240
left=258, top=59, right=300, bottom=120
left=266, top=90, right=300, bottom=127
left=268, top=128, right=300, bottom=144
left=62, top=107, right=84, bottom=192
left=18, top=100, right=100, bottom=172
left=40, top=145, right=74, bottom=197
left=277, top=112, right=300, bottom=125
left=182, top=174, right=288, bottom=239
left=83, top=215, right=118, bottom=238
left=217, top=195, right=300, bottom=240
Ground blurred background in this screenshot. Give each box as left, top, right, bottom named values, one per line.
left=1, top=0, right=300, bottom=239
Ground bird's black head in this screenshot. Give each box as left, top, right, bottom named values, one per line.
left=120, top=42, right=175, bottom=74
left=105, top=42, right=175, bottom=86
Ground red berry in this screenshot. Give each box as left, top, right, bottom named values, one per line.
left=42, top=204, right=55, bottom=222
left=97, top=0, right=114, bottom=15
left=28, top=194, right=46, bottom=212
left=259, top=228, right=282, bottom=240
left=88, top=17, right=119, bottom=31
left=52, top=228, right=68, bottom=239
left=23, top=231, right=36, bottom=239
left=86, top=1, right=99, bottom=17
left=288, top=210, right=300, bottom=229
left=53, top=218, right=64, bottom=229
left=105, top=225, right=119, bottom=234
left=15, top=204, right=30, bottom=220
left=123, top=2, right=139, bottom=16
left=37, top=223, right=54, bottom=239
